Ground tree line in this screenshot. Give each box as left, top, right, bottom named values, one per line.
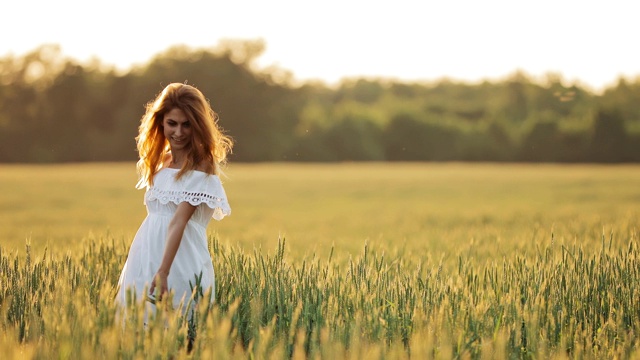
left=1, top=41, right=638, bottom=163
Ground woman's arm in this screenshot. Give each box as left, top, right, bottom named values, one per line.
left=149, top=201, right=197, bottom=299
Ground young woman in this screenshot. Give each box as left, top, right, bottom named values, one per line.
left=116, top=83, right=232, bottom=319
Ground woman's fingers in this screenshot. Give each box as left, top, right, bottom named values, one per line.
left=150, top=273, right=169, bottom=300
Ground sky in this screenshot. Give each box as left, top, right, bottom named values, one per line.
left=3, top=0, right=639, bottom=91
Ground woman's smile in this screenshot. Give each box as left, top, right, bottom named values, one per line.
left=163, top=108, right=192, bottom=150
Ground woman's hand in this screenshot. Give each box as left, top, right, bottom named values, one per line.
left=149, top=269, right=169, bottom=300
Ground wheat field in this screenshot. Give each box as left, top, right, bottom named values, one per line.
left=1, top=163, right=639, bottom=359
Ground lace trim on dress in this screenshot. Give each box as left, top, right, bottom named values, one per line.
left=146, top=187, right=231, bottom=219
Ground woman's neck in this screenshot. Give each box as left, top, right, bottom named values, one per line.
left=168, top=149, right=188, bottom=168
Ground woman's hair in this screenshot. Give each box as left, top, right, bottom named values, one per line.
left=135, top=83, right=233, bottom=188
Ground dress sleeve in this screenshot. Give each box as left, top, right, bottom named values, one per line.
left=146, top=171, right=231, bottom=220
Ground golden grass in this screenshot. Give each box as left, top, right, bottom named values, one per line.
left=1, top=162, right=640, bottom=358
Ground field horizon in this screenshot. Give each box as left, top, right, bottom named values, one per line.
left=1, top=162, right=639, bottom=258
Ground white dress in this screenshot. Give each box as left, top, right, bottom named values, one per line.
left=116, top=168, right=230, bottom=315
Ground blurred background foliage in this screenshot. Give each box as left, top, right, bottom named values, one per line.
left=0, top=40, right=638, bottom=163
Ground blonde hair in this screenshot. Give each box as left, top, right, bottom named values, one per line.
left=135, top=83, right=232, bottom=188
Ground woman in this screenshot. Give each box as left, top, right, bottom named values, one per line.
left=116, top=83, right=232, bottom=320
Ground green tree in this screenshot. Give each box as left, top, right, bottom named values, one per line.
left=323, top=113, right=384, bottom=161
left=335, top=79, right=385, bottom=104
left=589, top=108, right=629, bottom=162
left=519, top=121, right=564, bottom=162
left=384, top=113, right=458, bottom=161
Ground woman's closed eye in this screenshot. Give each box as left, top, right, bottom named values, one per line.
left=167, top=120, right=190, bottom=128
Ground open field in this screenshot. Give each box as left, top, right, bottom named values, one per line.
left=2, top=162, right=639, bottom=258
left=1, top=163, right=640, bottom=358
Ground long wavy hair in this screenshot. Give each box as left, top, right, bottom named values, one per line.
left=135, top=83, right=233, bottom=188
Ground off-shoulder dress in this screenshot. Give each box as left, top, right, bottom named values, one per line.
left=116, top=167, right=230, bottom=313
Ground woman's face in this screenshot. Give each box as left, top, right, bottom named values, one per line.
left=162, top=108, right=192, bottom=151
